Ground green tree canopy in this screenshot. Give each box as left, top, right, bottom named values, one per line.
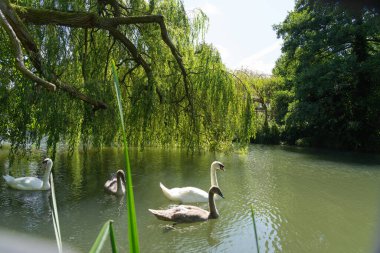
left=232, top=69, right=283, bottom=144
left=0, top=0, right=255, bottom=156
left=273, top=0, right=380, bottom=151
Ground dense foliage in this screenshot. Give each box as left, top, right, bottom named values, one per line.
left=272, top=0, right=380, bottom=151
left=2, top=0, right=379, bottom=155
left=232, top=70, right=281, bottom=144
left=0, top=0, right=255, bottom=157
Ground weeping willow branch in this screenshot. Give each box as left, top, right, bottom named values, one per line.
left=156, top=15, right=196, bottom=125
left=11, top=4, right=194, bottom=116
left=0, top=9, right=56, bottom=91
left=108, top=27, right=153, bottom=81
left=0, top=0, right=107, bottom=110
left=98, top=0, right=121, bottom=17
left=2, top=1, right=196, bottom=115
left=12, top=5, right=187, bottom=75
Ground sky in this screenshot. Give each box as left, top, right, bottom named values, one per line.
left=181, top=0, right=295, bottom=74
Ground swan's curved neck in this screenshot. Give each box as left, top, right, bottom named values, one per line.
left=42, top=163, right=53, bottom=187
left=210, top=166, right=218, bottom=187
left=116, top=174, right=123, bottom=195
left=208, top=191, right=219, bottom=219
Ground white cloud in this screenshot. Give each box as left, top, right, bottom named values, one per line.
left=236, top=40, right=282, bottom=74
left=199, top=3, right=222, bottom=16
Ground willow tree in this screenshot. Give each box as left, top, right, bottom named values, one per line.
left=0, top=0, right=254, bottom=156
left=232, top=69, right=282, bottom=144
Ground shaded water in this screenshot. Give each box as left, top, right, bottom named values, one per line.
left=1, top=145, right=380, bottom=252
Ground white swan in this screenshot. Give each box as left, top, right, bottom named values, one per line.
left=3, top=158, right=53, bottom=190
left=159, top=161, right=224, bottom=203
left=104, top=170, right=126, bottom=196
left=149, top=186, right=224, bottom=223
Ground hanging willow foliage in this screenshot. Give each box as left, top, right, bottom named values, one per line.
left=0, top=0, right=257, bottom=158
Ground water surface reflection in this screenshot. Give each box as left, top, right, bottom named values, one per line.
left=0, top=146, right=379, bottom=252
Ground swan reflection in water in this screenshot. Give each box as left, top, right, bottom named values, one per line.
left=2, top=189, right=51, bottom=232
left=1, top=158, right=55, bottom=231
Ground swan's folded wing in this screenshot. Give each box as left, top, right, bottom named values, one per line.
left=149, top=208, right=174, bottom=221
left=172, top=205, right=209, bottom=222
left=176, top=187, right=209, bottom=203
left=11, top=177, right=43, bottom=190
left=104, top=179, right=116, bottom=190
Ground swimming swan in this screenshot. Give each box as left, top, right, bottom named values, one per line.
left=104, top=170, right=126, bottom=196
left=159, top=161, right=224, bottom=203
left=149, top=186, right=224, bottom=223
left=3, top=158, right=53, bottom=190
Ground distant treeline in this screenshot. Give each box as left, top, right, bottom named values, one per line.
left=252, top=0, right=380, bottom=152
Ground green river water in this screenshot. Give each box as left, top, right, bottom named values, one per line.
left=0, top=145, right=380, bottom=252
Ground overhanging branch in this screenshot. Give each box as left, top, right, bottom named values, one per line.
left=0, top=0, right=107, bottom=110
left=12, top=4, right=185, bottom=71
left=13, top=5, right=192, bottom=106
left=3, top=3, right=193, bottom=112
left=0, top=8, right=56, bottom=91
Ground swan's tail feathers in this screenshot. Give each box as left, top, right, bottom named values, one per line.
left=159, top=182, right=174, bottom=201
left=3, top=175, right=15, bottom=184
left=159, top=182, right=167, bottom=190
left=148, top=208, right=158, bottom=215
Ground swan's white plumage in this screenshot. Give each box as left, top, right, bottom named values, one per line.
left=160, top=182, right=208, bottom=202
left=3, top=158, right=53, bottom=191
left=160, top=161, right=224, bottom=203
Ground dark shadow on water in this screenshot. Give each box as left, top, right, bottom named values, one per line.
left=256, top=144, right=380, bottom=166
left=162, top=224, right=176, bottom=233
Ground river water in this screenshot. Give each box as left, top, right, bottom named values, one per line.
left=0, top=145, right=380, bottom=252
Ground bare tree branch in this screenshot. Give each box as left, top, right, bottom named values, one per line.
left=0, top=8, right=56, bottom=91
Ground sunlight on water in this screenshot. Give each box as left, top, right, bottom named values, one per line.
left=1, top=145, right=380, bottom=252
